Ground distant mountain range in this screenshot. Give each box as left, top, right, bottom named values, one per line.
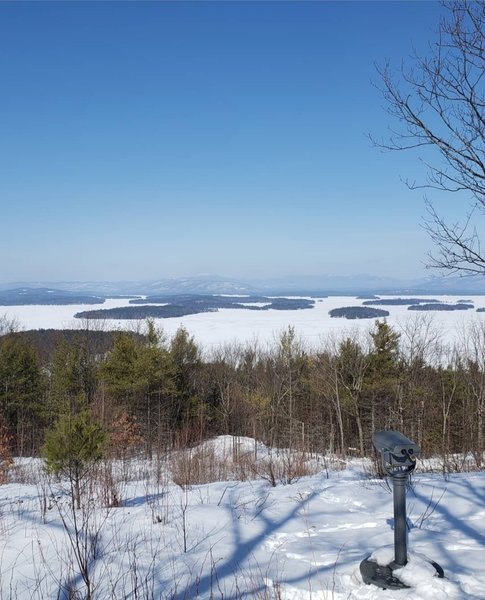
left=0, top=273, right=484, bottom=297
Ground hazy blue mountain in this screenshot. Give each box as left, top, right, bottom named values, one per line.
left=0, top=277, right=257, bottom=296
left=0, top=274, right=484, bottom=296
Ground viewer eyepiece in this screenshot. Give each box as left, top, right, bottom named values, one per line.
left=373, top=430, right=420, bottom=477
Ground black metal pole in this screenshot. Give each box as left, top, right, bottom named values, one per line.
left=361, top=431, right=444, bottom=589
left=393, top=475, right=408, bottom=567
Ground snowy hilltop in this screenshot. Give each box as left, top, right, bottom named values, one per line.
left=1, top=437, right=484, bottom=599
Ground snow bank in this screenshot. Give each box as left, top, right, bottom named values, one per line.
left=0, top=456, right=483, bottom=599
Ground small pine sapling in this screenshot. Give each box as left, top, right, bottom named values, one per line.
left=43, top=411, right=106, bottom=509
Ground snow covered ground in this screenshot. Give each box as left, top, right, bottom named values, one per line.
left=1, top=438, right=484, bottom=599
left=3, top=295, right=485, bottom=350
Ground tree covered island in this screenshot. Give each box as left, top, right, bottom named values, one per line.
left=329, top=306, right=390, bottom=319
left=75, top=295, right=315, bottom=320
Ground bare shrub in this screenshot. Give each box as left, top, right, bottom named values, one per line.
left=171, top=444, right=231, bottom=488
left=170, top=434, right=325, bottom=488
left=97, top=459, right=123, bottom=508
left=9, top=458, right=43, bottom=485
left=107, top=410, right=144, bottom=460
left=0, top=417, right=13, bottom=484
left=255, top=449, right=318, bottom=487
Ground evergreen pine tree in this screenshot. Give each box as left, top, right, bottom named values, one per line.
left=43, top=411, right=106, bottom=509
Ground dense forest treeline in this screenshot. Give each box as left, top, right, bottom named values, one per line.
left=0, top=313, right=484, bottom=469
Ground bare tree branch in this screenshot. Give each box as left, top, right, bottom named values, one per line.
left=373, top=1, right=485, bottom=275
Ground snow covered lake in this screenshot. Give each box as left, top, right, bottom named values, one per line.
left=3, top=295, right=485, bottom=350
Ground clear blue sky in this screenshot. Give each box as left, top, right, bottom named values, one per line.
left=0, top=1, right=449, bottom=283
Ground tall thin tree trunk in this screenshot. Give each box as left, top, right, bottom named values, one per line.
left=356, top=408, right=364, bottom=457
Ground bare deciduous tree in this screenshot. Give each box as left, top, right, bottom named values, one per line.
left=375, top=1, right=485, bottom=274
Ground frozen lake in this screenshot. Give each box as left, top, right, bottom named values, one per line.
left=3, top=295, right=485, bottom=350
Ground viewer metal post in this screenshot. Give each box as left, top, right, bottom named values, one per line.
left=392, top=472, right=408, bottom=566
left=360, top=430, right=443, bottom=589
